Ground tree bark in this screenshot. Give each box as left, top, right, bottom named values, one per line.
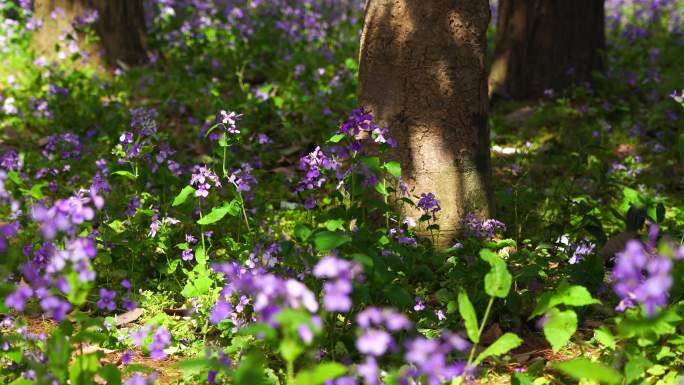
left=32, top=0, right=146, bottom=68
left=359, top=0, right=493, bottom=246
left=489, top=0, right=605, bottom=99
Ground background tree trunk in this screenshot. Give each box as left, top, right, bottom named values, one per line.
left=32, top=0, right=146, bottom=68
left=489, top=0, right=605, bottom=99
left=359, top=0, right=493, bottom=246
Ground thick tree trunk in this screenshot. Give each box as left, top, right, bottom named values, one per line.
left=32, top=0, right=146, bottom=68
left=359, top=0, right=493, bottom=246
left=489, top=0, right=605, bottom=99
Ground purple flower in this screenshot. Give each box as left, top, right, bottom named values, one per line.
left=569, top=241, right=595, bottom=264
left=612, top=229, right=673, bottom=316
left=298, top=324, right=314, bottom=344
left=6, top=286, right=32, bottom=311
left=322, top=280, right=353, bottom=312
left=121, top=350, right=133, bottom=365
left=40, top=296, right=71, bottom=321
left=219, top=110, right=243, bottom=134
left=97, top=289, right=117, bottom=312
left=190, top=165, right=221, bottom=198
left=356, top=329, right=392, bottom=356
left=181, top=249, right=194, bottom=261
left=149, top=327, right=171, bottom=360
left=417, top=193, right=441, bottom=219
left=210, top=300, right=232, bottom=324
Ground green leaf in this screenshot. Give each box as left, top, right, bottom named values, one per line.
left=531, top=282, right=600, bottom=318
left=474, top=332, right=522, bottom=365
left=172, top=186, right=196, bottom=206
left=383, top=161, right=401, bottom=178
left=7, top=171, right=23, bottom=186
left=314, top=231, right=351, bottom=252
left=98, top=364, right=122, bottom=385
left=197, top=201, right=239, bottom=225
left=294, top=224, right=313, bottom=241
left=458, top=289, right=479, bottom=343
left=166, top=259, right=181, bottom=274
left=325, top=219, right=345, bottom=232
left=112, top=170, right=137, bottom=180
left=108, top=220, right=126, bottom=234
left=543, top=308, right=577, bottom=353
left=479, top=249, right=512, bottom=298
left=195, top=246, right=207, bottom=266
left=375, top=182, right=389, bottom=197
left=234, top=353, right=269, bottom=385
left=328, top=133, right=346, bottom=143
left=279, top=338, right=304, bottom=363
left=69, top=353, right=99, bottom=385
left=294, top=362, right=347, bottom=385
left=594, top=327, right=616, bottom=350
left=554, top=358, right=622, bottom=385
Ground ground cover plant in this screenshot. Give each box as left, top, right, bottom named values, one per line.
left=0, top=0, right=684, bottom=384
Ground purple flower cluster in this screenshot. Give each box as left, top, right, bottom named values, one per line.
left=129, top=325, right=172, bottom=360
left=417, top=192, right=441, bottom=220
left=338, top=107, right=396, bottom=149
left=31, top=193, right=101, bottom=239
left=402, top=332, right=471, bottom=385
left=612, top=225, right=674, bottom=316
left=355, top=307, right=411, bottom=357
left=295, top=146, right=338, bottom=193
left=227, top=163, right=256, bottom=193
left=190, top=165, right=221, bottom=198
left=313, top=255, right=362, bottom=312
left=210, top=262, right=319, bottom=327
left=219, top=110, right=242, bottom=134
left=568, top=241, right=596, bottom=264
left=460, top=213, right=506, bottom=239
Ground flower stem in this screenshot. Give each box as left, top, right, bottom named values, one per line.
left=467, top=295, right=495, bottom=366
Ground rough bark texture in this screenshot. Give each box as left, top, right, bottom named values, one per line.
left=489, top=0, right=605, bottom=99
left=359, top=0, right=493, bottom=246
left=33, top=0, right=146, bottom=67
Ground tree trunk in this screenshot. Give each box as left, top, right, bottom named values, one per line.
left=32, top=0, right=146, bottom=68
left=359, top=0, right=493, bottom=247
left=489, top=0, right=605, bottom=99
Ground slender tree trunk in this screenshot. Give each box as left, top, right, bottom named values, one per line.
left=32, top=0, right=146, bottom=68
left=489, top=0, right=605, bottom=99
left=359, top=0, right=493, bottom=246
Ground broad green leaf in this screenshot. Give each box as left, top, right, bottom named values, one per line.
left=543, top=308, right=577, bottom=353
left=325, top=219, right=345, bottom=232
left=294, top=224, right=313, bottom=241
left=98, top=364, right=122, bottom=385
left=474, top=332, right=522, bottom=365
left=69, top=353, right=99, bottom=385
left=375, top=182, right=389, bottom=197
left=8, top=378, right=32, bottom=385
left=458, top=289, right=479, bottom=343
left=294, top=362, right=347, bottom=385
left=197, top=201, right=239, bottom=225
left=594, top=327, right=616, bottom=350
left=195, top=246, right=207, bottom=266
left=531, top=282, right=599, bottom=318
left=314, top=231, right=351, bottom=252
left=172, top=186, right=196, bottom=206
left=383, top=161, right=401, bottom=178
left=112, top=170, right=137, bottom=180
left=554, top=358, right=622, bottom=385
left=234, top=353, right=269, bottom=385
left=480, top=249, right=512, bottom=298
left=279, top=338, right=304, bottom=363
left=108, top=220, right=126, bottom=234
